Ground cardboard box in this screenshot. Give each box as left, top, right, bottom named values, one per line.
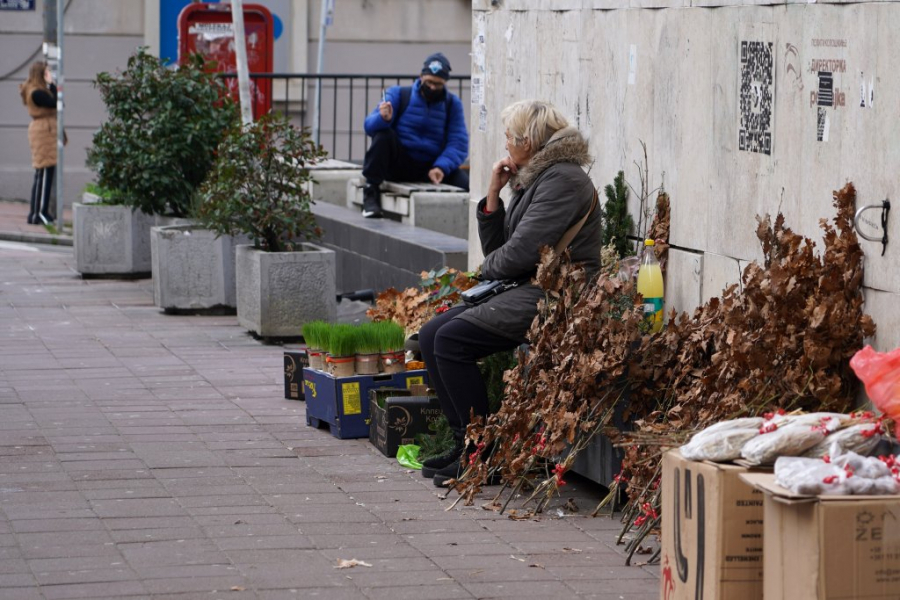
left=369, top=389, right=442, bottom=458
left=660, top=449, right=765, bottom=600
left=283, top=349, right=309, bottom=400
left=303, top=368, right=427, bottom=439
left=741, top=472, right=900, bottom=600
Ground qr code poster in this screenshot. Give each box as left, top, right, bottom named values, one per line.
left=738, top=40, right=775, bottom=155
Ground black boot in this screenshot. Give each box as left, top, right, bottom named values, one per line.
left=432, top=441, right=499, bottom=488
left=421, top=439, right=463, bottom=479
left=362, top=184, right=383, bottom=218
left=432, top=458, right=463, bottom=487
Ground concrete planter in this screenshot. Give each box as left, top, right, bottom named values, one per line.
left=74, top=200, right=188, bottom=277
left=150, top=225, right=250, bottom=313
left=235, top=243, right=337, bottom=338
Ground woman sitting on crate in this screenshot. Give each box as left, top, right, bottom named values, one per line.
left=418, top=100, right=602, bottom=487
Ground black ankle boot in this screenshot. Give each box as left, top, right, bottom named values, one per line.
left=361, top=184, right=383, bottom=218
left=432, top=441, right=500, bottom=488
left=421, top=441, right=463, bottom=479
left=432, top=458, right=463, bottom=487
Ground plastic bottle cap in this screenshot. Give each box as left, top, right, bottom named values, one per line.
left=644, top=239, right=655, bottom=247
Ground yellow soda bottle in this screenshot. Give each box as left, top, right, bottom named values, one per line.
left=636, top=239, right=664, bottom=333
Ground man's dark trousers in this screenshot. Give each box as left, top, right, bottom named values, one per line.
left=362, top=129, right=469, bottom=190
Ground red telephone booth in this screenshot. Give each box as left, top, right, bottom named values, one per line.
left=178, top=2, right=274, bottom=119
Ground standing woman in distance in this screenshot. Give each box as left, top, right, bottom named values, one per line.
left=20, top=61, right=60, bottom=225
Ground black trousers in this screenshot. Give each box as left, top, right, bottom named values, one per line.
left=28, top=166, right=55, bottom=224
left=418, top=306, right=518, bottom=439
left=362, top=129, right=469, bottom=191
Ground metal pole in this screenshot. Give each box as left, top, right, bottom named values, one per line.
left=230, top=0, right=253, bottom=125
left=55, top=0, right=65, bottom=232
left=312, top=0, right=333, bottom=144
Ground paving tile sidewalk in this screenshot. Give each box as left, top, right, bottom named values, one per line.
left=0, top=222, right=659, bottom=599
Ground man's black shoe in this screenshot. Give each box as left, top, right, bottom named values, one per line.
left=421, top=443, right=463, bottom=479
left=362, top=184, right=383, bottom=218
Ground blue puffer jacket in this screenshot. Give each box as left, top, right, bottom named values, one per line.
left=364, top=79, right=468, bottom=175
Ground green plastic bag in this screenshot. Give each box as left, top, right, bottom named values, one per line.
left=396, top=444, right=423, bottom=470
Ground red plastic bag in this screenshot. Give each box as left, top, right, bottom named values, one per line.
left=850, top=345, right=900, bottom=422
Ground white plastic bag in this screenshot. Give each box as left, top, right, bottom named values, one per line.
left=740, top=419, right=838, bottom=465
left=803, top=422, right=883, bottom=458
left=774, top=452, right=900, bottom=496
left=678, top=418, right=764, bottom=462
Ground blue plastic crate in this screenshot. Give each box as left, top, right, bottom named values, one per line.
left=303, top=368, right=428, bottom=439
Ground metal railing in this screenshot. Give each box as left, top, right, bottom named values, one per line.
left=219, top=73, right=471, bottom=165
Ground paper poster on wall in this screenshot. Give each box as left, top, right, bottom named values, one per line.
left=474, top=12, right=486, bottom=74
left=808, top=38, right=847, bottom=141
left=471, top=76, right=484, bottom=105
left=737, top=36, right=775, bottom=155
left=478, top=105, right=488, bottom=133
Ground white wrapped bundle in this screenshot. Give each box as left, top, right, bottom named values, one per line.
left=804, top=422, right=883, bottom=458
left=678, top=418, right=764, bottom=462
left=740, top=418, right=838, bottom=465
left=774, top=453, right=900, bottom=496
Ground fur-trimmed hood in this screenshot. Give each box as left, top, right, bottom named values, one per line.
left=509, top=126, right=591, bottom=191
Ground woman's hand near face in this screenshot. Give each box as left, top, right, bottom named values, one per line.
left=486, top=155, right=517, bottom=212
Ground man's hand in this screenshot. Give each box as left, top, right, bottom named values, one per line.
left=428, top=168, right=444, bottom=185
left=379, top=101, right=393, bottom=122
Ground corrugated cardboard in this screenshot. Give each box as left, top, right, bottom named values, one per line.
left=660, top=449, right=765, bottom=600
left=369, top=393, right=442, bottom=458
left=283, top=349, right=309, bottom=400
left=740, top=472, right=900, bottom=600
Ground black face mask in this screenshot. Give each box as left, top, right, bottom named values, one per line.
left=420, top=85, right=445, bottom=103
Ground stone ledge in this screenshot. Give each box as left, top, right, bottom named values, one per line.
left=312, top=202, right=468, bottom=294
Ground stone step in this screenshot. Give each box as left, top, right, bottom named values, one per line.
left=312, top=201, right=468, bottom=294
left=346, top=178, right=469, bottom=239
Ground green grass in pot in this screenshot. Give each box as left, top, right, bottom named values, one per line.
left=373, top=320, right=406, bottom=354
left=326, top=324, right=359, bottom=358
left=302, top=320, right=331, bottom=351
left=355, top=323, right=382, bottom=356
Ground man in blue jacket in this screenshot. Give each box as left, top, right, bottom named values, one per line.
left=361, top=52, right=469, bottom=218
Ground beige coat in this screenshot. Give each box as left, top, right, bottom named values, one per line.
left=23, top=82, right=58, bottom=169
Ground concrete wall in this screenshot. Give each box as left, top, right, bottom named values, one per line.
left=470, top=0, right=900, bottom=352
left=0, top=0, right=472, bottom=208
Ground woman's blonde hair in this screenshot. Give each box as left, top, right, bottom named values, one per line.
left=20, top=61, right=48, bottom=105
left=500, top=100, right=569, bottom=151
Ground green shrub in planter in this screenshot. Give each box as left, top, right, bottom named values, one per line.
left=86, top=47, right=238, bottom=217
left=196, top=112, right=328, bottom=252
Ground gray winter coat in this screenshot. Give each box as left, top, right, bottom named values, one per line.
left=457, top=126, right=602, bottom=343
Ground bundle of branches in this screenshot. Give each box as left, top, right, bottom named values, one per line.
left=622, top=182, right=875, bottom=495
left=366, top=267, right=476, bottom=336
left=449, top=183, right=875, bottom=537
